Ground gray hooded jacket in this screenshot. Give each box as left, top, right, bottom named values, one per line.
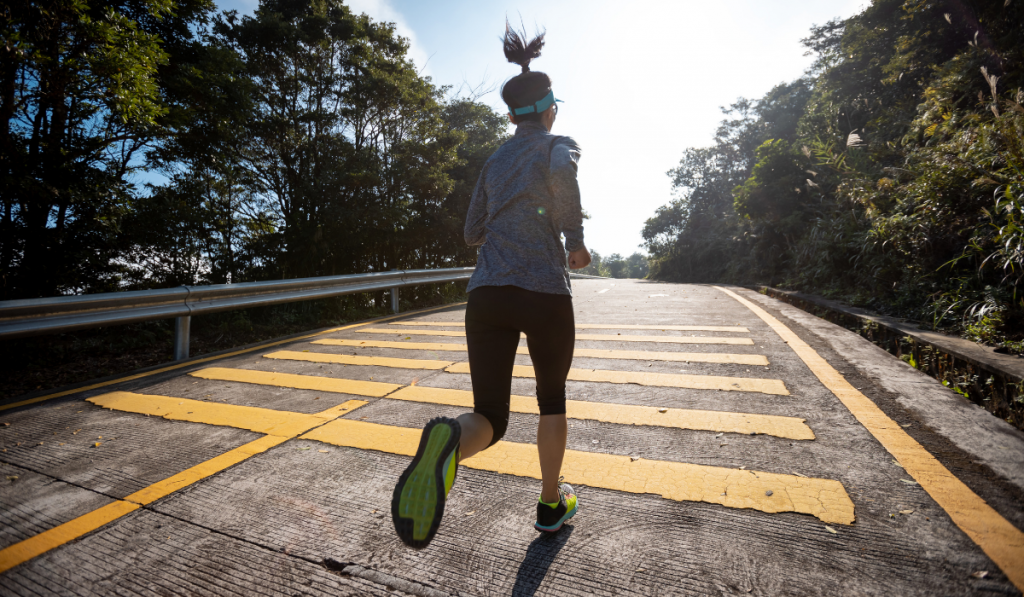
left=464, top=120, right=584, bottom=296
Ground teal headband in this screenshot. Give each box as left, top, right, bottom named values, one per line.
left=510, top=90, right=562, bottom=116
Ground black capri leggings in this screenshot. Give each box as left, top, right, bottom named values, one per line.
left=465, top=285, right=575, bottom=447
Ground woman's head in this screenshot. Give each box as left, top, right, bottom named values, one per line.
left=501, top=23, right=555, bottom=125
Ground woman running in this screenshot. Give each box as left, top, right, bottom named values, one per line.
left=391, top=23, right=591, bottom=549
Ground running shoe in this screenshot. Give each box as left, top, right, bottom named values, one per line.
left=535, top=477, right=578, bottom=532
left=392, top=417, right=461, bottom=549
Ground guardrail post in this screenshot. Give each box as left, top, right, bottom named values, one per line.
left=174, top=316, right=191, bottom=361
left=389, top=268, right=400, bottom=314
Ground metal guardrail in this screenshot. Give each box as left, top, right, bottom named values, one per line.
left=0, top=268, right=475, bottom=360
left=569, top=273, right=613, bottom=279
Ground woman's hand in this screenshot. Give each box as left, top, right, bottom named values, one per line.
left=568, top=246, right=592, bottom=270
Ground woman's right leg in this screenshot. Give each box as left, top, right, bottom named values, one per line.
left=463, top=286, right=522, bottom=459
left=454, top=413, right=493, bottom=462
left=391, top=286, right=518, bottom=549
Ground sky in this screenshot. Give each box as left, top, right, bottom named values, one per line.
left=215, top=0, right=866, bottom=257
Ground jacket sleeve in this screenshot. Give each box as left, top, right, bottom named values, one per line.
left=549, top=136, right=585, bottom=252
left=464, top=166, right=488, bottom=246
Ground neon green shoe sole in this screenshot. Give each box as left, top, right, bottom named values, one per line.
left=392, top=417, right=461, bottom=549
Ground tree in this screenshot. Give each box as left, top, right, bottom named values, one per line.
left=644, top=0, right=1024, bottom=345
left=625, top=252, right=649, bottom=278
left=210, top=0, right=464, bottom=279
left=0, top=0, right=212, bottom=299
left=419, top=99, right=508, bottom=268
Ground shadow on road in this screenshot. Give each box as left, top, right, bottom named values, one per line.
left=511, top=525, right=575, bottom=596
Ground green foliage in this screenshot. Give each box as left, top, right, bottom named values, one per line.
left=575, top=251, right=648, bottom=279
left=1, top=0, right=509, bottom=298
left=733, top=139, right=809, bottom=227
left=0, top=0, right=213, bottom=298
left=644, top=0, right=1024, bottom=347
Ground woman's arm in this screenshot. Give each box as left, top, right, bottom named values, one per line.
left=464, top=167, right=489, bottom=246
left=549, top=137, right=584, bottom=252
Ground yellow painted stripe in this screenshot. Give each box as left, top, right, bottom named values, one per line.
left=389, top=386, right=813, bottom=439
left=301, top=419, right=851, bottom=524
left=361, top=328, right=754, bottom=345
left=573, top=348, right=767, bottom=365
left=443, top=362, right=789, bottom=396
left=312, top=338, right=769, bottom=365
left=391, top=321, right=750, bottom=333
left=0, top=302, right=465, bottom=413
left=0, top=435, right=293, bottom=573
left=123, top=435, right=289, bottom=505
left=314, top=338, right=471, bottom=351
left=189, top=367, right=401, bottom=397
left=87, top=392, right=368, bottom=437
left=264, top=350, right=453, bottom=370
left=0, top=396, right=370, bottom=572
left=576, top=324, right=749, bottom=332
left=716, top=286, right=1024, bottom=591
left=0, top=500, right=140, bottom=574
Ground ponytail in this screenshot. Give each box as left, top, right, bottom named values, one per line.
left=500, top=20, right=553, bottom=122
left=502, top=22, right=545, bottom=73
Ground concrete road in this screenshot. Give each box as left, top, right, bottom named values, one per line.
left=2, top=281, right=1023, bottom=596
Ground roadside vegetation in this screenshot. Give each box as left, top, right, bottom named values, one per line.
left=576, top=251, right=649, bottom=279
left=1, top=0, right=506, bottom=300
left=0, top=0, right=497, bottom=398
left=643, top=0, right=1024, bottom=352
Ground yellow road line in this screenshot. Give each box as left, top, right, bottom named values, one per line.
left=122, top=435, right=289, bottom=505
left=0, top=500, right=140, bottom=574
left=443, top=362, right=789, bottom=395
left=0, top=396, right=369, bottom=573
left=390, top=321, right=750, bottom=332
left=264, top=350, right=453, bottom=370
left=716, top=286, right=1024, bottom=591
left=0, top=302, right=465, bottom=413
left=361, top=328, right=754, bottom=345
left=312, top=338, right=769, bottom=365
left=302, top=419, right=851, bottom=524
left=189, top=367, right=401, bottom=397
left=87, top=392, right=367, bottom=437
left=389, top=386, right=813, bottom=439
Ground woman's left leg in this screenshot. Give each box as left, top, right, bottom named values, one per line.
left=521, top=291, right=575, bottom=504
